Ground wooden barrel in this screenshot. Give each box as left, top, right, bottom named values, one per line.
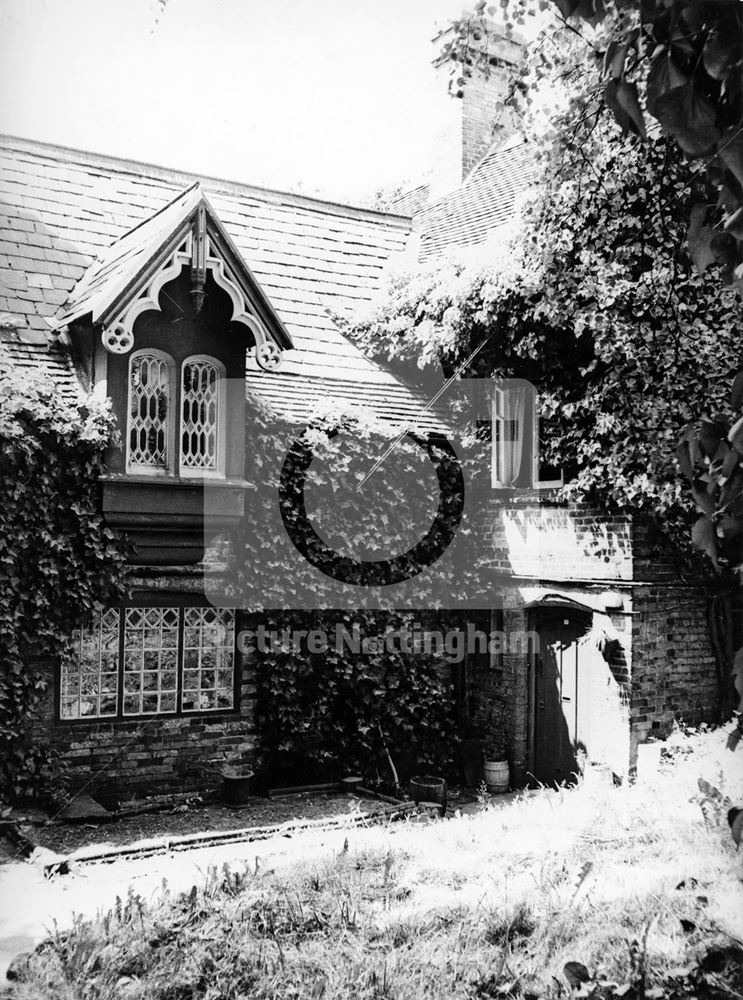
left=409, top=775, right=447, bottom=815
left=483, top=760, right=509, bottom=794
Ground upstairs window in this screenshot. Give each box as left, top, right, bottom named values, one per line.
left=180, top=356, right=225, bottom=475
left=127, top=351, right=174, bottom=473
left=492, top=380, right=563, bottom=490
left=126, top=351, right=225, bottom=477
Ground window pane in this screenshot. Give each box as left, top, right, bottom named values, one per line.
left=128, top=354, right=171, bottom=469
left=122, top=607, right=179, bottom=716
left=181, top=360, right=220, bottom=471
left=60, top=610, right=120, bottom=719
left=492, top=383, right=534, bottom=488
left=181, top=608, right=235, bottom=712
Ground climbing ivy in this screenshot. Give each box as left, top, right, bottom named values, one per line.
left=227, top=399, right=479, bottom=782
left=0, top=361, right=128, bottom=803
left=251, top=609, right=461, bottom=788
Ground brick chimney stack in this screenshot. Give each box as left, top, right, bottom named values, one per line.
left=429, top=14, right=522, bottom=198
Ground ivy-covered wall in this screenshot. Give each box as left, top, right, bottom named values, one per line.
left=0, top=361, right=127, bottom=803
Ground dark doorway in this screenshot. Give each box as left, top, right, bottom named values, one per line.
left=529, top=606, right=592, bottom=786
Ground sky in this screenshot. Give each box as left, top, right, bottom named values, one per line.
left=0, top=0, right=466, bottom=204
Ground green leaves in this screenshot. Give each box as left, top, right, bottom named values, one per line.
left=702, top=28, right=739, bottom=83
left=687, top=204, right=719, bottom=275
left=545, top=0, right=743, bottom=284
left=728, top=415, right=743, bottom=456
left=253, top=610, right=458, bottom=782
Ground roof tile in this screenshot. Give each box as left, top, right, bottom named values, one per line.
left=414, top=134, right=535, bottom=260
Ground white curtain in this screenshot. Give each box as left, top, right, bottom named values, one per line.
left=493, top=385, right=529, bottom=486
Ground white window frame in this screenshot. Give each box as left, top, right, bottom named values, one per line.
left=126, top=349, right=177, bottom=476
left=122, top=606, right=180, bottom=717
left=61, top=607, right=236, bottom=719
left=179, top=354, right=226, bottom=479
left=60, top=610, right=120, bottom=720
left=491, top=379, right=563, bottom=490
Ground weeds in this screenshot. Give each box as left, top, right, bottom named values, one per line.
left=5, top=728, right=742, bottom=1000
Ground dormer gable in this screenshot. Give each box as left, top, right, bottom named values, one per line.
left=47, top=183, right=298, bottom=563
left=54, top=182, right=293, bottom=371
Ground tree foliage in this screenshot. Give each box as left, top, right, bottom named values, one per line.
left=441, top=0, right=743, bottom=285
left=251, top=609, right=460, bottom=787
left=351, top=129, right=740, bottom=535
left=350, top=0, right=743, bottom=719
left=0, top=362, right=128, bottom=802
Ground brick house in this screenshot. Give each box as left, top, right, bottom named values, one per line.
left=0, top=38, right=723, bottom=801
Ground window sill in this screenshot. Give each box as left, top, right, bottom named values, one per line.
left=101, top=474, right=248, bottom=488
left=490, top=485, right=567, bottom=503
left=55, top=708, right=242, bottom=728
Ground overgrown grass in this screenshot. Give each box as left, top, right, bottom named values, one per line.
left=6, top=728, right=743, bottom=999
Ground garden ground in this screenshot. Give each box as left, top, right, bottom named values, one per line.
left=2, top=728, right=742, bottom=999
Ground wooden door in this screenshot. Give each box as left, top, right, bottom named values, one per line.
left=530, top=607, right=591, bottom=786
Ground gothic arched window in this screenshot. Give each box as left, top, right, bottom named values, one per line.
left=180, top=355, right=225, bottom=475
left=127, top=350, right=175, bottom=473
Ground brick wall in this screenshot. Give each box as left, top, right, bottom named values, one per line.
left=630, top=584, right=718, bottom=762
left=478, top=496, right=719, bottom=780
left=482, top=497, right=634, bottom=583
left=30, top=498, right=722, bottom=801
left=502, top=607, right=529, bottom=785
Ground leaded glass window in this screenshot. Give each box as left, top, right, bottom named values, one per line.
left=181, top=358, right=221, bottom=472
left=182, top=608, right=235, bottom=711
left=60, top=610, right=120, bottom=719
left=128, top=353, right=172, bottom=470
left=59, top=607, right=236, bottom=719
left=122, top=607, right=179, bottom=715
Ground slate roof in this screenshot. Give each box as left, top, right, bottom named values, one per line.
left=413, top=133, right=535, bottom=261
left=0, top=135, right=445, bottom=431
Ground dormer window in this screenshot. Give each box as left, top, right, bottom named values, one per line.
left=58, top=184, right=294, bottom=563
left=126, top=351, right=226, bottom=477
left=127, top=350, right=175, bottom=473
left=180, top=356, right=225, bottom=476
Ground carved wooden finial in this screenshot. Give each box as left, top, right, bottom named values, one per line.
left=190, top=204, right=207, bottom=313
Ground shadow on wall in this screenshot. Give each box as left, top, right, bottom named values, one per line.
left=498, top=507, right=633, bottom=582
left=529, top=605, right=631, bottom=786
